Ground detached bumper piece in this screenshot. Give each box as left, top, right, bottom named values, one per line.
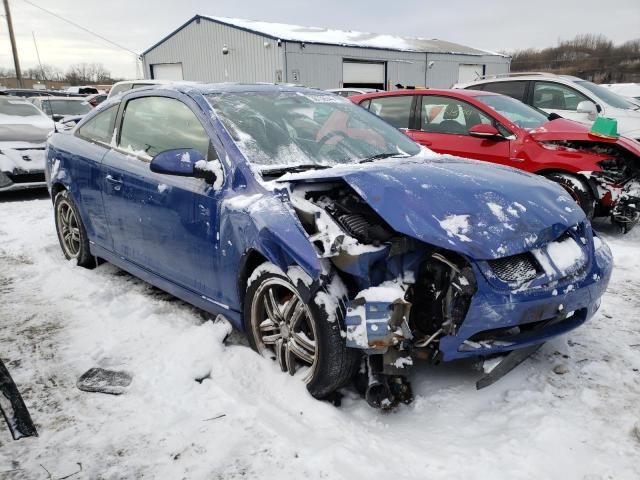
left=476, top=344, right=541, bottom=390
left=0, top=359, right=37, bottom=440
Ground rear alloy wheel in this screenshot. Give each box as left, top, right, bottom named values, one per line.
left=544, top=172, right=596, bottom=219
left=54, top=190, right=95, bottom=268
left=244, top=263, right=359, bottom=398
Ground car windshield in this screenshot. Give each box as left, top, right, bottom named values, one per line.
left=0, top=98, right=45, bottom=118
left=43, top=99, right=91, bottom=116
left=575, top=81, right=636, bottom=110
left=475, top=94, right=549, bottom=130
left=206, top=91, right=421, bottom=168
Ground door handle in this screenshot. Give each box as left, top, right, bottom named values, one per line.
left=105, top=174, right=123, bottom=191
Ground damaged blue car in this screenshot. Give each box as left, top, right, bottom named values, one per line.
left=45, top=84, right=613, bottom=408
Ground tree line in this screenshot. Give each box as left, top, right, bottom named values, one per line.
left=0, top=62, right=121, bottom=85
left=509, top=34, right=640, bottom=83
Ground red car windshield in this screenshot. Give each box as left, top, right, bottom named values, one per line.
left=475, top=94, right=548, bottom=130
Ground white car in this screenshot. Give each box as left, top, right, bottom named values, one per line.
left=0, top=97, right=55, bottom=192
left=601, top=83, right=640, bottom=107
left=454, top=73, right=640, bottom=141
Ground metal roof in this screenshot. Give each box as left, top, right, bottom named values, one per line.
left=142, top=15, right=509, bottom=57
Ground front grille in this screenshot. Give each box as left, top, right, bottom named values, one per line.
left=489, top=253, right=541, bottom=283
left=6, top=172, right=45, bottom=184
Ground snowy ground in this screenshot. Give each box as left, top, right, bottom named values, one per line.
left=0, top=191, right=638, bottom=480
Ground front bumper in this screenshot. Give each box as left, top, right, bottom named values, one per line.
left=0, top=170, right=46, bottom=192
left=439, top=233, right=613, bottom=361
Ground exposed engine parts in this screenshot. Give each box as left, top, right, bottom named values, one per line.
left=289, top=182, right=481, bottom=408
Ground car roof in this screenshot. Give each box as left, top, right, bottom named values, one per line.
left=456, top=74, right=585, bottom=88
left=133, top=82, right=329, bottom=96
left=348, top=88, right=501, bottom=100
left=31, top=96, right=86, bottom=100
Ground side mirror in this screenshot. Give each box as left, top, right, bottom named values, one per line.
left=576, top=101, right=598, bottom=121
left=468, top=124, right=504, bottom=140
left=52, top=114, right=64, bottom=122
left=150, top=148, right=206, bottom=177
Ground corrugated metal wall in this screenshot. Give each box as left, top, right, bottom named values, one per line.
left=142, top=19, right=510, bottom=89
left=143, top=19, right=284, bottom=83
left=425, top=53, right=510, bottom=88
left=283, top=43, right=426, bottom=89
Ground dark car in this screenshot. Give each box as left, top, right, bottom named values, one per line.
left=350, top=89, right=640, bottom=232
left=45, top=84, right=612, bottom=408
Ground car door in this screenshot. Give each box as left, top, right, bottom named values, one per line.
left=101, top=94, right=221, bottom=297
left=408, top=95, right=511, bottom=163
left=530, top=81, right=593, bottom=124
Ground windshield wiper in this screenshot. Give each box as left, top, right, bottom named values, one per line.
left=260, top=164, right=332, bottom=177
left=358, top=152, right=407, bottom=164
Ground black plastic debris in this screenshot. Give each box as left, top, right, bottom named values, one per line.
left=77, top=368, right=132, bottom=395
left=0, top=359, right=38, bottom=440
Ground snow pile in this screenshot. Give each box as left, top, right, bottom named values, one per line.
left=0, top=198, right=638, bottom=479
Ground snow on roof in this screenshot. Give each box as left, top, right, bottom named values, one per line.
left=198, top=15, right=508, bottom=57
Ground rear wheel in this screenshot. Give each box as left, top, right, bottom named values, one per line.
left=54, top=190, right=95, bottom=268
left=544, top=172, right=596, bottom=219
left=244, top=263, right=359, bottom=398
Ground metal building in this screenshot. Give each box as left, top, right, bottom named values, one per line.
left=141, top=15, right=510, bottom=90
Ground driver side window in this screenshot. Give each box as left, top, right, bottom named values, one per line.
left=118, top=96, right=210, bottom=159
left=421, top=96, right=492, bottom=135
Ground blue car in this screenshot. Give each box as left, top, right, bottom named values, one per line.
left=45, top=84, right=613, bottom=408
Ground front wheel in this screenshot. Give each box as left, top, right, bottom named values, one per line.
left=54, top=190, right=95, bottom=268
left=544, top=173, right=596, bottom=219
left=244, top=263, right=359, bottom=398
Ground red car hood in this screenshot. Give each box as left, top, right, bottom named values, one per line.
left=529, top=119, right=640, bottom=155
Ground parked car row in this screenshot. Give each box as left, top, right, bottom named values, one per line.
left=45, top=83, right=613, bottom=408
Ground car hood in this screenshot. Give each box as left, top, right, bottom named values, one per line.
left=0, top=118, right=54, bottom=143
left=280, top=156, right=585, bottom=260
left=529, top=118, right=640, bottom=156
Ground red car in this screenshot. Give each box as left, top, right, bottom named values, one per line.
left=350, top=89, right=640, bottom=232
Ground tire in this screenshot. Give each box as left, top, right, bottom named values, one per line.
left=243, top=263, right=359, bottom=398
left=53, top=190, right=95, bottom=268
left=544, top=173, right=596, bottom=219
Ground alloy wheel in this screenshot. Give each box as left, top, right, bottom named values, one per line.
left=56, top=199, right=81, bottom=258
left=250, top=278, right=318, bottom=382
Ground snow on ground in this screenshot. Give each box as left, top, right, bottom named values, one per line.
left=0, top=192, right=639, bottom=479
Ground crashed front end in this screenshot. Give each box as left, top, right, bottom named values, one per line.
left=541, top=138, right=640, bottom=232
left=284, top=164, right=613, bottom=408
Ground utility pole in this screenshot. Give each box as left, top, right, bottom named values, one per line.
left=3, top=0, right=23, bottom=88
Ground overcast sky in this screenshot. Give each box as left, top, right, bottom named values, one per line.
left=1, top=0, right=638, bottom=79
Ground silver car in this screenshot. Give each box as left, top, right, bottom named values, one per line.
left=0, top=97, right=55, bottom=192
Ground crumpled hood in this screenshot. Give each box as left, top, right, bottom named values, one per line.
left=281, top=156, right=586, bottom=260
left=529, top=118, right=640, bottom=157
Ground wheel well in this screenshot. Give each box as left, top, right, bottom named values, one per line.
left=50, top=182, right=66, bottom=202
left=237, top=249, right=268, bottom=303
left=536, top=169, right=598, bottom=199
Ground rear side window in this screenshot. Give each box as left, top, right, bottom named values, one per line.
left=478, top=81, right=527, bottom=101
left=77, top=105, right=118, bottom=144
left=118, top=96, right=209, bottom=158
left=368, top=95, right=413, bottom=129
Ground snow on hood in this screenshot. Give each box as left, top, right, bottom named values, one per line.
left=280, top=157, right=585, bottom=260
left=0, top=114, right=54, bottom=143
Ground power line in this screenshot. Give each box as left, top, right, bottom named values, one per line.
left=20, top=0, right=140, bottom=57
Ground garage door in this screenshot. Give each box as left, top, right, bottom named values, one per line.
left=458, top=64, right=484, bottom=83
left=151, top=63, right=184, bottom=81
left=342, top=61, right=385, bottom=89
